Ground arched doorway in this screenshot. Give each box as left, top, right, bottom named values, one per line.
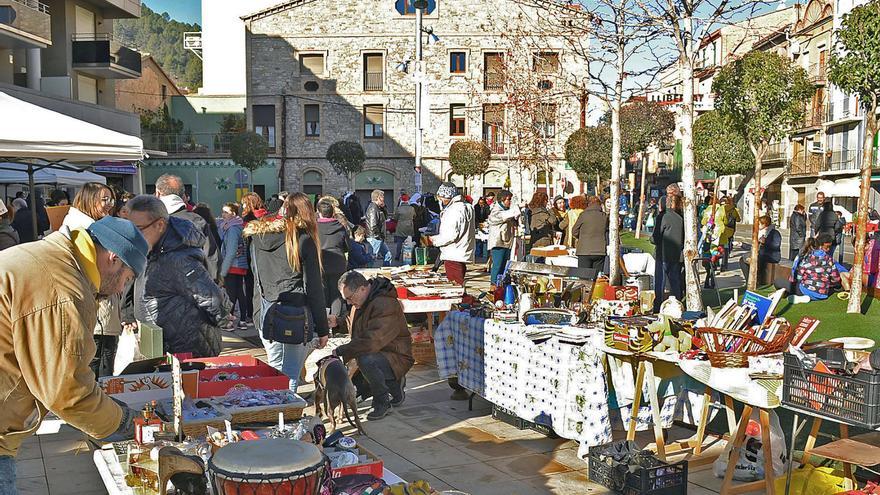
left=354, top=169, right=395, bottom=212
left=302, top=170, right=323, bottom=205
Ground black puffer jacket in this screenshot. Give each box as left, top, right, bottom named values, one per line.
left=134, top=216, right=230, bottom=357
left=171, top=208, right=221, bottom=283
left=365, top=202, right=387, bottom=240
left=244, top=218, right=330, bottom=338
left=318, top=219, right=349, bottom=275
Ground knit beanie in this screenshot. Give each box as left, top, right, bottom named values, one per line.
left=436, top=182, right=458, bottom=199
left=87, top=216, right=149, bottom=276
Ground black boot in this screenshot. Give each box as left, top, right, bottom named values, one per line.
left=390, top=377, right=406, bottom=407
left=367, top=396, right=391, bottom=420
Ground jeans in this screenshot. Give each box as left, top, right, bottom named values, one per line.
left=224, top=273, right=250, bottom=321
left=489, top=247, right=511, bottom=286
left=394, top=236, right=405, bottom=261
left=0, top=455, right=15, bottom=494
left=244, top=270, right=255, bottom=320
left=653, top=260, right=684, bottom=312
left=577, top=255, right=606, bottom=271
left=355, top=352, right=399, bottom=404
left=261, top=338, right=311, bottom=392
left=475, top=239, right=487, bottom=259
left=367, top=237, right=393, bottom=266
left=90, top=335, right=118, bottom=378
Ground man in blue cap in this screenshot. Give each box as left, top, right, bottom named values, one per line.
left=0, top=216, right=149, bottom=493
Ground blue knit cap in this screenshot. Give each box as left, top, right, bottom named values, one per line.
left=87, top=217, right=149, bottom=276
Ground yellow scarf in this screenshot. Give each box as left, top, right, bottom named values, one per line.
left=70, top=229, right=101, bottom=291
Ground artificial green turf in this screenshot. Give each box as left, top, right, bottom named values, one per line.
left=620, top=231, right=656, bottom=254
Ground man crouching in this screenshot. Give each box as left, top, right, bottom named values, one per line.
left=332, top=271, right=413, bottom=420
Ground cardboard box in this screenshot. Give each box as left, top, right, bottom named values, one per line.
left=184, top=356, right=264, bottom=368
left=329, top=445, right=383, bottom=479
left=195, top=364, right=289, bottom=398
left=98, top=371, right=198, bottom=410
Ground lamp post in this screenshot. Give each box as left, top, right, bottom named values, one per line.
left=413, top=0, right=428, bottom=195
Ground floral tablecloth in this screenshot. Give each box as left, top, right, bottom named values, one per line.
left=434, top=312, right=613, bottom=449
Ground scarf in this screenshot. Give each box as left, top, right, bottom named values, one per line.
left=70, top=229, right=101, bottom=292
left=219, top=216, right=243, bottom=239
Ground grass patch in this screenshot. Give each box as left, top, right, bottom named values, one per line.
left=620, top=231, right=655, bottom=254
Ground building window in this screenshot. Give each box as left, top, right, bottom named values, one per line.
left=304, top=104, right=320, bottom=137
left=532, top=52, right=560, bottom=74
left=253, top=104, right=276, bottom=148
left=364, top=53, right=383, bottom=91
left=450, top=104, right=466, bottom=136
left=535, top=103, right=556, bottom=139
left=484, top=52, right=504, bottom=91
left=161, top=84, right=167, bottom=102
left=483, top=104, right=504, bottom=153
left=364, top=105, right=384, bottom=139
left=450, top=51, right=466, bottom=74
left=300, top=54, right=325, bottom=75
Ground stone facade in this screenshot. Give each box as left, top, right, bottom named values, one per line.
left=116, top=55, right=183, bottom=113
left=243, top=0, right=586, bottom=206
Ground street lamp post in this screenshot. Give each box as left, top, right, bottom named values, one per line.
left=413, top=0, right=428, bottom=195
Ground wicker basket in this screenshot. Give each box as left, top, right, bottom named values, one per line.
left=216, top=402, right=305, bottom=425
left=179, top=414, right=231, bottom=438
left=412, top=340, right=436, bottom=365
left=695, top=324, right=793, bottom=368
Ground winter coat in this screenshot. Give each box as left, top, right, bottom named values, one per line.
left=318, top=218, right=350, bottom=275
left=561, top=208, right=584, bottom=247
left=0, top=221, right=18, bottom=251
left=161, top=195, right=221, bottom=282
left=568, top=204, right=609, bottom=256
left=658, top=209, right=685, bottom=263
left=0, top=228, right=124, bottom=457
left=342, top=193, right=365, bottom=226
left=430, top=195, right=475, bottom=263
left=815, top=210, right=838, bottom=239
left=528, top=205, right=558, bottom=248
left=808, top=201, right=824, bottom=235
left=700, top=205, right=728, bottom=245
left=336, top=277, right=414, bottom=381
left=347, top=239, right=373, bottom=270
left=244, top=218, right=330, bottom=338
left=796, top=248, right=841, bottom=297
left=474, top=203, right=491, bottom=225
left=723, top=204, right=741, bottom=243
left=789, top=211, right=807, bottom=253
left=219, top=217, right=248, bottom=278
left=60, top=207, right=123, bottom=337
left=392, top=203, right=417, bottom=239
left=365, top=202, right=387, bottom=240
left=758, top=227, right=782, bottom=264
left=134, top=216, right=230, bottom=358
left=486, top=202, right=521, bottom=251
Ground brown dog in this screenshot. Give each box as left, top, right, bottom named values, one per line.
left=313, top=356, right=366, bottom=435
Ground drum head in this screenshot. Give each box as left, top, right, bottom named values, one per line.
left=210, top=439, right=324, bottom=476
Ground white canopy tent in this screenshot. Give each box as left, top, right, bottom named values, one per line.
left=0, top=91, right=143, bottom=233
left=0, top=162, right=107, bottom=186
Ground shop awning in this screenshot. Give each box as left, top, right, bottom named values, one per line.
left=0, top=91, right=143, bottom=162
left=0, top=162, right=106, bottom=186
left=831, top=177, right=862, bottom=198
left=746, top=167, right=785, bottom=193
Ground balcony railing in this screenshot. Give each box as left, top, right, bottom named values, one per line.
left=825, top=149, right=860, bottom=172
left=483, top=134, right=505, bottom=154
left=364, top=71, right=383, bottom=91
left=72, top=33, right=141, bottom=77
left=765, top=142, right=789, bottom=162
left=809, top=62, right=827, bottom=84
left=484, top=73, right=503, bottom=91
left=788, top=152, right=824, bottom=176
left=10, top=0, right=48, bottom=13
left=0, top=0, right=51, bottom=44
left=143, top=132, right=235, bottom=155
left=799, top=105, right=825, bottom=128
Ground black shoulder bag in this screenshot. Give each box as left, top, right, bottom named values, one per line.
left=251, top=244, right=312, bottom=345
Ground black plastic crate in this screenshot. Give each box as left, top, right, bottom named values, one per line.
left=782, top=352, right=880, bottom=428
left=588, top=441, right=687, bottom=495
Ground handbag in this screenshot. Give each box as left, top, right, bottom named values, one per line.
left=252, top=244, right=312, bottom=345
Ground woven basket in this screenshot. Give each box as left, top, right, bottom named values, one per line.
left=216, top=402, right=305, bottom=425
left=695, top=324, right=793, bottom=368
left=179, top=414, right=231, bottom=439
left=412, top=340, right=436, bottom=365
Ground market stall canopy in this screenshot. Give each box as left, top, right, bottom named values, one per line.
left=746, top=167, right=785, bottom=194
left=0, top=162, right=106, bottom=186
left=830, top=177, right=861, bottom=198
left=0, top=91, right=143, bottom=162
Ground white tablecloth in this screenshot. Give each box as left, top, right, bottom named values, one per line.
left=399, top=298, right=459, bottom=314
left=678, top=359, right=782, bottom=409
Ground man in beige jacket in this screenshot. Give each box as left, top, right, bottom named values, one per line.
left=0, top=216, right=149, bottom=493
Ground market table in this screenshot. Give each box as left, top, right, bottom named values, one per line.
left=678, top=359, right=784, bottom=495
left=434, top=311, right=614, bottom=455
left=399, top=297, right=460, bottom=334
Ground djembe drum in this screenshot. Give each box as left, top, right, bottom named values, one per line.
left=208, top=439, right=328, bottom=495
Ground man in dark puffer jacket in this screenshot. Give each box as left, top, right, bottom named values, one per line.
left=128, top=195, right=231, bottom=357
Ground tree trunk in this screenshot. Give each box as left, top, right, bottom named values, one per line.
left=679, top=54, right=703, bottom=311
left=847, top=110, right=877, bottom=313
left=747, top=148, right=764, bottom=291
left=608, top=44, right=625, bottom=285
left=635, top=156, right=648, bottom=239
left=596, top=173, right=601, bottom=196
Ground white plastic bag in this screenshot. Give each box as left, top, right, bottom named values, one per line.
left=713, top=409, right=788, bottom=482
left=113, top=326, right=146, bottom=376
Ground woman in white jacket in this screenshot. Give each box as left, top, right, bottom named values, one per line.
left=486, top=190, right=521, bottom=288
left=61, top=182, right=124, bottom=377
left=429, top=183, right=475, bottom=285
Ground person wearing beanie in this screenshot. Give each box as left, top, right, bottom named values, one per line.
left=0, top=216, right=150, bottom=487
left=429, top=182, right=475, bottom=285
left=126, top=195, right=231, bottom=358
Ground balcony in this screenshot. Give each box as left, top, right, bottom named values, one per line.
left=809, top=62, right=827, bottom=85
left=363, top=71, right=382, bottom=91
left=484, top=73, right=503, bottom=91
left=824, top=149, right=861, bottom=173
left=797, top=105, right=825, bottom=129
left=483, top=132, right=505, bottom=154
left=72, top=33, right=141, bottom=79
left=89, top=0, right=140, bottom=19
left=788, top=151, right=823, bottom=177
left=143, top=132, right=235, bottom=155
left=765, top=141, right=789, bottom=162
left=0, top=0, right=51, bottom=49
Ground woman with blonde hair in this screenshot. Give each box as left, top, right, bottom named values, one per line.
left=244, top=192, right=330, bottom=393
left=60, top=182, right=122, bottom=377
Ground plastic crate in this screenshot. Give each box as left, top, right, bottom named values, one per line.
left=588, top=441, right=687, bottom=495
left=782, top=352, right=880, bottom=428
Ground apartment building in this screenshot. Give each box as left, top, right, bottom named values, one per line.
left=242, top=0, right=586, bottom=206
left=0, top=0, right=143, bottom=190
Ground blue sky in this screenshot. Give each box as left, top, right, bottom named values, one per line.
left=144, top=0, right=201, bottom=25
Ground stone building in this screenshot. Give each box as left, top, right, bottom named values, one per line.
left=116, top=54, right=183, bottom=113
left=242, top=0, right=587, bottom=208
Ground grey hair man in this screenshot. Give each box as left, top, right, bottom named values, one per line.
left=127, top=195, right=231, bottom=358
left=364, top=189, right=392, bottom=266
left=153, top=174, right=220, bottom=282
left=332, top=271, right=413, bottom=420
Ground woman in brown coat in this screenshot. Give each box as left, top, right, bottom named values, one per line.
left=334, top=271, right=414, bottom=420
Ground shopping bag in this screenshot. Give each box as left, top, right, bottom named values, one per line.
left=713, top=409, right=788, bottom=482
left=113, top=326, right=146, bottom=376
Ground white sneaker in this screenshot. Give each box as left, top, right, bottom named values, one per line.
left=789, top=295, right=810, bottom=304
